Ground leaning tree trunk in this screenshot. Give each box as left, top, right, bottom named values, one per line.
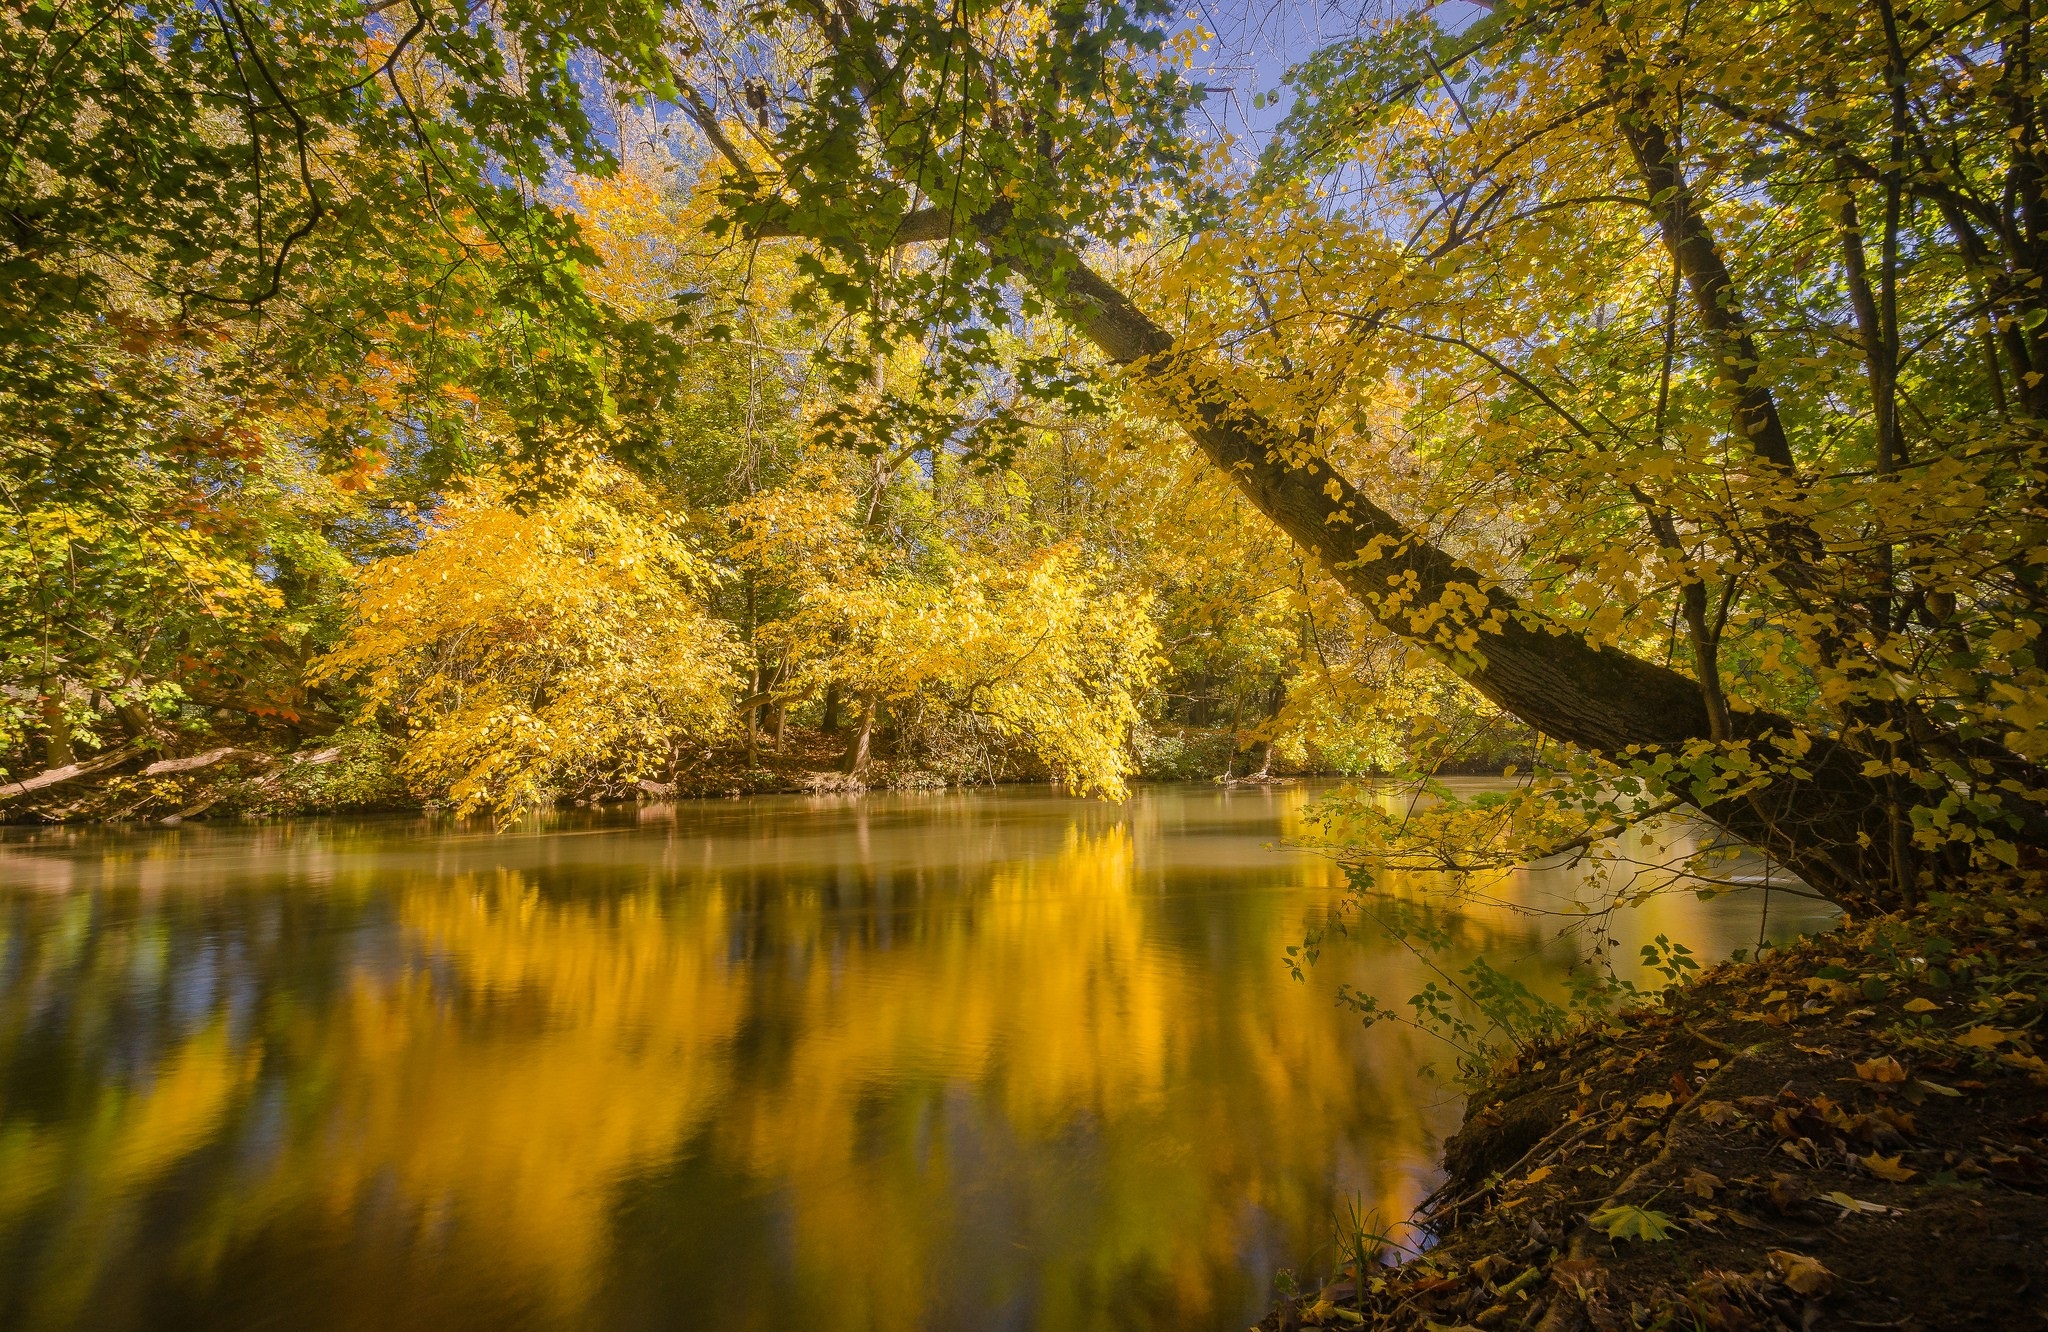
left=1032, top=240, right=1907, bottom=910
left=687, top=101, right=2022, bottom=914
left=888, top=209, right=1917, bottom=908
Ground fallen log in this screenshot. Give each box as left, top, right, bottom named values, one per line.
left=141, top=747, right=264, bottom=777
left=0, top=742, right=149, bottom=802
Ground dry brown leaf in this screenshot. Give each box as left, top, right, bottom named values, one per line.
left=1854, top=1055, right=1908, bottom=1083
left=1683, top=1169, right=1722, bottom=1199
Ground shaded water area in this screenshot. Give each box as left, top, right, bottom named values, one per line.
left=0, top=783, right=1836, bottom=1332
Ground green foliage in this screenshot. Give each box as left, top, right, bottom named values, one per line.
left=273, top=727, right=413, bottom=815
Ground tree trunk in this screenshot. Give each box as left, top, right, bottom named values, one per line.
left=821, top=681, right=843, bottom=735
left=841, top=694, right=877, bottom=774
left=1015, top=236, right=1908, bottom=910
left=40, top=678, right=73, bottom=769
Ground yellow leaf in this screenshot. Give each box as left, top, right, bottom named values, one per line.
left=1954, top=1026, right=2009, bottom=1049
left=1854, top=1055, right=1907, bottom=1083
left=1769, top=1250, right=1834, bottom=1295
left=1902, top=998, right=1939, bottom=1013
left=1860, top=1153, right=1917, bottom=1182
left=1633, top=1090, right=1674, bottom=1110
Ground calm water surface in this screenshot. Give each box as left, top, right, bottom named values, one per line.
left=0, top=784, right=1833, bottom=1332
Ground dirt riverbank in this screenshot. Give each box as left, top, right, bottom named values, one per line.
left=1262, top=879, right=2048, bottom=1331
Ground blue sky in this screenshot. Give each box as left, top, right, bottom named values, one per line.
left=1179, top=0, right=1490, bottom=155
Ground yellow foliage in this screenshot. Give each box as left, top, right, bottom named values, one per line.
left=317, top=464, right=742, bottom=818
left=729, top=471, right=1158, bottom=797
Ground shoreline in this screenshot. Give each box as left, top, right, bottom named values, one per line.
left=1259, top=881, right=2048, bottom=1331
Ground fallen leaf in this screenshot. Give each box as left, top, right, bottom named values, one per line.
left=1694, top=1100, right=1743, bottom=1126
left=1764, top=990, right=1790, bottom=1003
left=1634, top=1090, right=1674, bottom=1111
left=1955, top=1026, right=2010, bottom=1050
left=1915, top=1079, right=1963, bottom=1097
left=1587, top=1204, right=1678, bottom=1242
left=1860, top=1153, right=1918, bottom=1181
left=1683, top=1169, right=1722, bottom=1199
left=1694, top=1057, right=1722, bottom=1071
left=1769, top=1250, right=1835, bottom=1296
left=1521, top=1165, right=1554, bottom=1186
left=1824, top=1190, right=1901, bottom=1215
left=1904, top=998, right=1940, bottom=1013
left=1855, top=1055, right=1907, bottom=1083
left=1767, top=1174, right=1809, bottom=1209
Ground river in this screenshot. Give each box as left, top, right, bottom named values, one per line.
left=0, top=782, right=1834, bottom=1332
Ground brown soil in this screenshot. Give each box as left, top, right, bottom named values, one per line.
left=1262, top=880, right=2048, bottom=1331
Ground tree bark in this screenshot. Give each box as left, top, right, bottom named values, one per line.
left=841, top=694, right=877, bottom=774
left=39, top=678, right=74, bottom=770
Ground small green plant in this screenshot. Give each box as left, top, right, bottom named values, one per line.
left=1333, top=1194, right=1409, bottom=1281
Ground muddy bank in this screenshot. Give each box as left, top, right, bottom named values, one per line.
left=1264, top=881, right=2048, bottom=1331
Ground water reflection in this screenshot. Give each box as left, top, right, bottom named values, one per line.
left=0, top=785, right=1833, bottom=1332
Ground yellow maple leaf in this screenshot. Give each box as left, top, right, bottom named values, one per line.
left=1860, top=1153, right=1917, bottom=1182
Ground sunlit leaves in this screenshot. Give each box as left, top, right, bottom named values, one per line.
left=316, top=464, right=743, bottom=819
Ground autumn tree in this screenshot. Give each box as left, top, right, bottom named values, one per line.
left=316, top=464, right=742, bottom=818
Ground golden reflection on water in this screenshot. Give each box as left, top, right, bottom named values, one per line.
left=0, top=785, right=1833, bottom=1332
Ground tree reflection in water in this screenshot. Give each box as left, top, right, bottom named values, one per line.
left=0, top=785, right=1833, bottom=1332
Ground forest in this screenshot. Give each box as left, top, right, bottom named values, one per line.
left=4, top=0, right=2045, bottom=913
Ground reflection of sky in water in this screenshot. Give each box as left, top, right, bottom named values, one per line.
left=0, top=785, right=1835, bottom=1332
